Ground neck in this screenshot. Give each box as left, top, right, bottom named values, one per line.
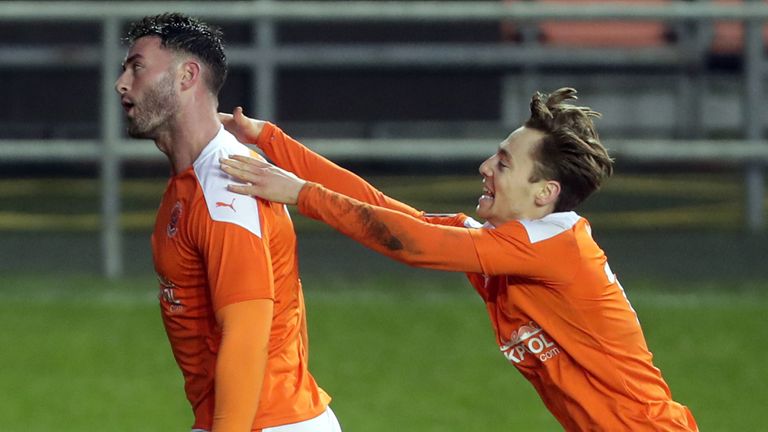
left=497, top=204, right=556, bottom=226
left=155, top=102, right=220, bottom=175
left=525, top=206, right=556, bottom=221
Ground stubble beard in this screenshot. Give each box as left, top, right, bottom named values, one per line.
left=126, top=72, right=179, bottom=139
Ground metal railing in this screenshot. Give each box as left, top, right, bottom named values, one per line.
left=0, top=1, right=766, bottom=277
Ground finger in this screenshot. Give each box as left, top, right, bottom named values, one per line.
left=220, top=162, right=255, bottom=182
left=233, top=106, right=248, bottom=126
left=219, top=159, right=251, bottom=177
left=220, top=163, right=262, bottom=184
left=220, top=155, right=268, bottom=171
left=218, top=112, right=235, bottom=134
left=227, top=183, right=258, bottom=196
left=220, top=156, right=250, bottom=170
left=227, top=154, right=270, bottom=168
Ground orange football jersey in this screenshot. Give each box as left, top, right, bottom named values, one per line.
left=258, top=123, right=697, bottom=431
left=152, top=126, right=330, bottom=431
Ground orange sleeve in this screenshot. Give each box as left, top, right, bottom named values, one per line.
left=298, top=182, right=483, bottom=273
left=212, top=299, right=274, bottom=432
left=257, top=122, right=423, bottom=216
left=423, top=212, right=476, bottom=228
left=298, top=182, right=578, bottom=280
left=191, top=199, right=275, bottom=430
left=467, top=221, right=580, bottom=281
left=193, top=205, right=274, bottom=311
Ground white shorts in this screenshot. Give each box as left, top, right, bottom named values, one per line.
left=191, top=406, right=342, bottom=432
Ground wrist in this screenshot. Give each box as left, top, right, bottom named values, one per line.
left=254, top=121, right=274, bottom=147
left=296, top=181, right=317, bottom=209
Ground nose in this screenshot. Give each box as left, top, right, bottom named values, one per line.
left=114, top=71, right=129, bottom=95
left=479, top=155, right=494, bottom=177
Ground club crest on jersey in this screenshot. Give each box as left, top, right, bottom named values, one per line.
left=167, top=201, right=183, bottom=238
left=499, top=321, right=561, bottom=365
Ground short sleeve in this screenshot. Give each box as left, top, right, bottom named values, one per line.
left=198, top=208, right=274, bottom=312
left=189, top=126, right=276, bottom=311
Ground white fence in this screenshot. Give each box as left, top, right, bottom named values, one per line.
left=0, top=1, right=767, bottom=278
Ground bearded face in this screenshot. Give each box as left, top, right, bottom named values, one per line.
left=125, top=70, right=180, bottom=139
left=116, top=36, right=182, bottom=140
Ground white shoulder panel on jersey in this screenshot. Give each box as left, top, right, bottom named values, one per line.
left=463, top=217, right=484, bottom=229
left=424, top=213, right=484, bottom=229
left=193, top=126, right=262, bottom=237
left=518, top=211, right=580, bottom=244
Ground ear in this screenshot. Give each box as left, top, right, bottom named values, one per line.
left=179, top=60, right=201, bottom=91
left=535, top=180, right=561, bottom=207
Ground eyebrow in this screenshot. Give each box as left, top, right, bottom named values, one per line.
left=121, top=53, right=142, bottom=70
left=498, top=147, right=513, bottom=161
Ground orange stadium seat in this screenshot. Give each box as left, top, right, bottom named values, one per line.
left=497, top=0, right=701, bottom=139
left=711, top=0, right=768, bottom=55
left=500, top=0, right=522, bottom=42
left=537, top=0, right=671, bottom=48
left=500, top=0, right=671, bottom=47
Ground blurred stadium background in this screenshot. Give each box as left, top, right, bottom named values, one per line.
left=1, top=1, right=767, bottom=431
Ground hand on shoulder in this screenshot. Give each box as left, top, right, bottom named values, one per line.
left=219, top=106, right=266, bottom=145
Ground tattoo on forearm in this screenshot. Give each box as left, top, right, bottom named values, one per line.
left=325, top=193, right=402, bottom=251
left=356, top=206, right=403, bottom=251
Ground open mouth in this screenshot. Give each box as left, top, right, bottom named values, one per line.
left=479, top=187, right=495, bottom=206
left=121, top=98, right=135, bottom=114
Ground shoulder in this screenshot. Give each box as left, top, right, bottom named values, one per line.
left=489, top=211, right=582, bottom=245
left=192, top=127, right=264, bottom=237
left=517, top=211, right=582, bottom=244
left=467, top=213, right=584, bottom=279
left=423, top=213, right=484, bottom=228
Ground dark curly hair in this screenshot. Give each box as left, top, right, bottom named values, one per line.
left=524, top=88, right=614, bottom=212
left=126, top=12, right=227, bottom=96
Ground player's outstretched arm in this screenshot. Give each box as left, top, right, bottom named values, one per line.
left=220, top=107, right=423, bottom=217
left=298, top=183, right=483, bottom=273
left=221, top=157, right=483, bottom=273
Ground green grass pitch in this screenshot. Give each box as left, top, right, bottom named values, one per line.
left=0, top=275, right=765, bottom=431
left=0, top=172, right=765, bottom=430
